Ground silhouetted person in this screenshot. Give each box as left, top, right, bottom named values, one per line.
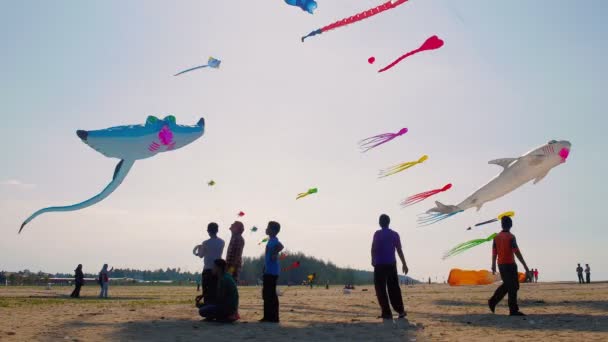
left=488, top=216, right=529, bottom=316
left=371, top=214, right=408, bottom=320
left=196, top=259, right=239, bottom=322
left=194, top=222, right=225, bottom=304
left=576, top=264, right=584, bottom=284
left=226, top=221, right=245, bottom=283
left=98, top=264, right=113, bottom=298
left=534, top=269, right=539, bottom=283
left=585, top=264, right=591, bottom=284
left=260, top=221, right=284, bottom=323
left=70, top=264, right=84, bottom=298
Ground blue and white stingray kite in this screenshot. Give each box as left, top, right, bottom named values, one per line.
left=174, top=57, right=221, bottom=76
left=19, top=115, right=205, bottom=233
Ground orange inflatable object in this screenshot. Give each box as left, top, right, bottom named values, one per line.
left=448, top=269, right=527, bottom=286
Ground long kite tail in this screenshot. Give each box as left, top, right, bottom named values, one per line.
left=402, top=183, right=452, bottom=207
left=174, top=65, right=209, bottom=76
left=19, top=159, right=135, bottom=233
left=442, top=233, right=497, bottom=259
left=301, top=0, right=409, bottom=42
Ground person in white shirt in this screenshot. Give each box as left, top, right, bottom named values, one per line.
left=193, top=222, right=225, bottom=304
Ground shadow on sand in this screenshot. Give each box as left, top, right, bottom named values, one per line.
left=433, top=299, right=608, bottom=312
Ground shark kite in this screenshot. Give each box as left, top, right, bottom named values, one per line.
left=419, top=140, right=571, bottom=226
left=19, top=115, right=205, bottom=233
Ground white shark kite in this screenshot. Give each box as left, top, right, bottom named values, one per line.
left=419, top=140, right=571, bottom=226
left=19, top=115, right=205, bottom=233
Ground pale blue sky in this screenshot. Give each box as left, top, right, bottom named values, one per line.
left=1, top=0, right=606, bottom=281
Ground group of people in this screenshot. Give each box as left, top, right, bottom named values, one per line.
left=526, top=268, right=539, bottom=283
left=69, top=263, right=113, bottom=299
left=576, top=263, right=592, bottom=284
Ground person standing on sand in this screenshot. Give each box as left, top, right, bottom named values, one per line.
left=260, top=221, right=284, bottom=323
left=371, top=214, right=408, bottom=320
left=70, top=264, right=84, bottom=298
left=534, top=269, right=539, bottom=283
left=585, top=264, right=591, bottom=284
left=226, top=221, right=245, bottom=283
left=98, top=264, right=113, bottom=298
left=193, top=222, right=225, bottom=305
left=576, top=264, right=584, bottom=284
left=488, top=216, right=530, bottom=316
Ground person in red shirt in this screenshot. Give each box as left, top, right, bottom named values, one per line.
left=488, top=216, right=530, bottom=316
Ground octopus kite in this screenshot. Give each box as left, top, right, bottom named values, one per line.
left=359, top=128, right=408, bottom=153
left=466, top=211, right=514, bottom=230
left=258, top=238, right=269, bottom=245
left=401, top=183, right=451, bottom=208
left=301, top=0, right=410, bottom=42
left=19, top=116, right=205, bottom=233
left=174, top=57, right=221, bottom=76
left=378, top=35, right=444, bottom=73
left=379, top=155, right=428, bottom=178
left=207, top=180, right=216, bottom=186
left=237, top=211, right=245, bottom=217
left=296, top=188, right=318, bottom=200
left=442, top=233, right=497, bottom=260
left=285, top=0, right=317, bottom=14
left=282, top=261, right=301, bottom=271
left=250, top=226, right=258, bottom=233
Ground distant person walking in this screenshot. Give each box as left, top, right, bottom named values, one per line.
left=260, top=221, right=284, bottom=323
left=576, top=264, right=584, bottom=284
left=371, top=214, right=408, bottom=320
left=226, top=221, right=245, bottom=283
left=98, top=264, right=113, bottom=298
left=193, top=222, right=225, bottom=305
left=534, top=269, right=539, bottom=283
left=585, top=264, right=591, bottom=284
left=488, top=216, right=530, bottom=316
left=70, top=264, right=84, bottom=298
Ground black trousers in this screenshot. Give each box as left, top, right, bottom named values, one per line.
left=262, top=274, right=279, bottom=321
left=489, top=264, right=520, bottom=314
left=70, top=283, right=82, bottom=298
left=586, top=273, right=590, bottom=284
left=374, top=264, right=404, bottom=317
left=202, top=269, right=217, bottom=304
left=578, top=273, right=584, bottom=284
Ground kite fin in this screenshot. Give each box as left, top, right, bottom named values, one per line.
left=427, top=201, right=460, bottom=214
left=19, top=159, right=135, bottom=233
left=533, top=171, right=550, bottom=184
left=488, top=158, right=517, bottom=169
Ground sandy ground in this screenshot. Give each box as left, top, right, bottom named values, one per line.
left=0, top=282, right=606, bottom=341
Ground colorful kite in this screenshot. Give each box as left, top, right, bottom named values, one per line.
left=282, top=261, right=301, bottom=271
left=378, top=35, right=444, bottom=73
left=442, top=233, right=497, bottom=260
left=448, top=269, right=498, bottom=286
left=250, top=226, right=258, bottom=233
left=19, top=116, right=205, bottom=233
left=421, top=140, right=571, bottom=226
left=301, top=0, right=410, bottom=42
left=258, top=238, right=268, bottom=245
left=296, top=188, right=318, bottom=200
left=207, top=180, right=216, bottom=186
left=285, top=0, right=317, bottom=14
left=401, top=183, right=452, bottom=208
left=174, top=57, right=221, bottom=76
left=359, top=128, right=408, bottom=153
left=466, top=211, right=514, bottom=230
left=379, top=155, right=428, bottom=178
left=237, top=211, right=245, bottom=217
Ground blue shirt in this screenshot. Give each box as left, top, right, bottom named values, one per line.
left=264, top=237, right=280, bottom=275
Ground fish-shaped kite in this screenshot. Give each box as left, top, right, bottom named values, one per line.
left=296, top=188, right=318, bottom=200
left=285, top=0, right=317, bottom=14
left=379, top=155, right=428, bottom=178
left=359, top=128, right=408, bottom=153
left=401, top=183, right=452, bottom=208
left=19, top=116, right=205, bottom=233
left=174, top=57, right=221, bottom=76
left=466, top=211, right=514, bottom=230
left=442, top=233, right=497, bottom=260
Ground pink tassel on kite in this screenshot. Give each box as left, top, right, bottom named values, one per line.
left=378, top=35, right=444, bottom=73
left=401, top=183, right=452, bottom=207
left=359, top=128, right=408, bottom=152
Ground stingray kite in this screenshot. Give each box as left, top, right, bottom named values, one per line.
left=296, top=188, right=318, bottom=200
left=442, top=233, right=497, bottom=260
left=174, top=57, right=221, bottom=76
left=359, top=128, right=408, bottom=153
left=19, top=115, right=205, bottom=233
left=379, top=155, right=428, bottom=178
left=285, top=0, right=317, bottom=14
left=466, top=211, right=514, bottom=230
left=301, top=0, right=409, bottom=42
left=378, top=35, right=444, bottom=73
left=419, top=140, right=571, bottom=226
left=401, top=183, right=452, bottom=208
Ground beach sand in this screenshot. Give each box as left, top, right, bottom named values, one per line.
left=0, top=282, right=606, bottom=341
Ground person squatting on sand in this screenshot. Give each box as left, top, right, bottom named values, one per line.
left=371, top=214, right=408, bottom=320
left=196, top=259, right=239, bottom=322
left=226, top=221, right=245, bottom=283
left=194, top=222, right=225, bottom=304
left=260, top=221, right=284, bottom=323
left=98, top=264, right=113, bottom=298
left=70, top=264, right=84, bottom=298
left=488, top=216, right=530, bottom=316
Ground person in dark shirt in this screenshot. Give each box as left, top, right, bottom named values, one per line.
left=196, top=259, right=239, bottom=322
left=576, top=264, right=584, bottom=284
left=585, top=264, right=591, bottom=284
left=70, top=264, right=84, bottom=298
left=488, top=216, right=530, bottom=316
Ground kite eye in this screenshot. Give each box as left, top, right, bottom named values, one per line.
left=146, top=116, right=159, bottom=125
left=164, top=115, right=176, bottom=124
left=548, top=140, right=557, bottom=144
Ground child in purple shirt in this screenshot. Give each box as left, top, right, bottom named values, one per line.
left=371, top=214, right=408, bottom=319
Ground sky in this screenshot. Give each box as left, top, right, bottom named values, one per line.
left=0, top=0, right=606, bottom=282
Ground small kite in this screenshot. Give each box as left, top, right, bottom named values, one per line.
left=279, top=253, right=288, bottom=260
left=258, top=238, right=268, bottom=245
left=378, top=35, right=444, bottom=73
left=401, top=183, right=452, bottom=208
left=237, top=211, right=245, bottom=217
left=19, top=116, right=205, bottom=233
left=296, top=188, right=318, bottom=200
left=359, top=128, right=408, bottom=153
left=207, top=180, right=216, bottom=186
left=379, top=155, right=428, bottom=178
left=282, top=261, right=301, bottom=271
left=174, top=57, right=221, bottom=77
left=285, top=0, right=317, bottom=14
left=442, top=233, right=497, bottom=260
left=250, top=226, right=258, bottom=233
left=466, top=211, right=514, bottom=230
left=301, top=0, right=410, bottom=42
